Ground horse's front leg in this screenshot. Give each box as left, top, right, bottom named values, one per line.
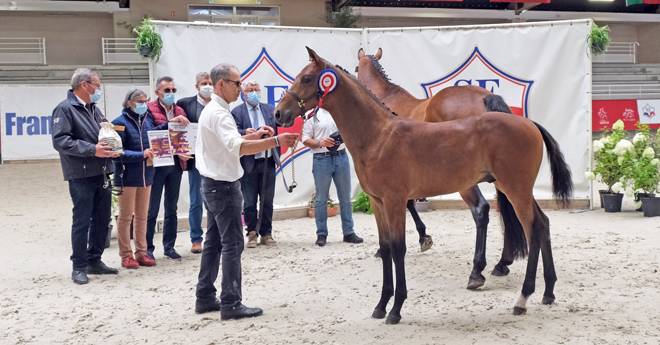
left=385, top=199, right=408, bottom=324
left=370, top=197, right=393, bottom=319
left=460, top=186, right=490, bottom=290
left=406, top=199, right=433, bottom=252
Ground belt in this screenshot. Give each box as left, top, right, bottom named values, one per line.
left=314, top=149, right=346, bottom=157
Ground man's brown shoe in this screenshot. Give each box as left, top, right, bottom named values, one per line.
left=191, top=242, right=203, bottom=254
left=246, top=231, right=258, bottom=248
left=260, top=235, right=277, bottom=246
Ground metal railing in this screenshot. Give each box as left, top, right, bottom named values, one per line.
left=592, top=83, right=660, bottom=100
left=0, top=38, right=46, bottom=65
left=593, top=42, right=638, bottom=64
left=102, top=38, right=147, bottom=65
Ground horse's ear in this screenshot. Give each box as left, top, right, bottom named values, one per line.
left=374, top=47, right=383, bottom=60
left=306, top=46, right=321, bottom=65
left=357, top=48, right=365, bottom=60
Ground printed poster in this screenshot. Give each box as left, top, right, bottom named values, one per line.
left=168, top=122, right=198, bottom=155
left=147, top=130, right=174, bottom=167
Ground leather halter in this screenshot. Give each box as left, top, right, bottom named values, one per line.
left=285, top=88, right=318, bottom=113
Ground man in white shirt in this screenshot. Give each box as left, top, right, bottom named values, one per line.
left=194, top=63, right=299, bottom=320
left=302, top=108, right=363, bottom=247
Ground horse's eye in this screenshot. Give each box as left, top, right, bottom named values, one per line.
left=302, top=76, right=310, bottom=84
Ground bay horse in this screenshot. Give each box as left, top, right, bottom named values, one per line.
left=275, top=47, right=572, bottom=324
left=357, top=48, right=516, bottom=290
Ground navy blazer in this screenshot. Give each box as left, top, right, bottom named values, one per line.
left=231, top=102, right=280, bottom=175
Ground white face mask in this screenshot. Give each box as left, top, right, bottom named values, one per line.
left=199, top=85, right=213, bottom=98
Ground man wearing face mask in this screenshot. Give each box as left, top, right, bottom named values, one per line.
left=177, top=72, right=214, bottom=254
left=231, top=81, right=278, bottom=249
left=146, top=76, right=191, bottom=260
left=51, top=68, right=120, bottom=285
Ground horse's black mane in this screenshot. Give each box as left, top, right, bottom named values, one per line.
left=334, top=63, right=398, bottom=117
left=367, top=56, right=391, bottom=83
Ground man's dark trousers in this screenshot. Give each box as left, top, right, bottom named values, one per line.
left=68, top=175, right=112, bottom=271
left=147, top=164, right=183, bottom=253
left=196, top=178, right=244, bottom=309
left=240, top=157, right=276, bottom=237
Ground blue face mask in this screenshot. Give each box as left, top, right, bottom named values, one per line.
left=162, top=93, right=176, bottom=106
left=133, top=102, right=148, bottom=115
left=89, top=88, right=102, bottom=103
left=247, top=92, right=261, bottom=105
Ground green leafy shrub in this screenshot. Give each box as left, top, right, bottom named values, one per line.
left=353, top=191, right=373, bottom=214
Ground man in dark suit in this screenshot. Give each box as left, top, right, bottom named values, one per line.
left=176, top=72, right=214, bottom=254
left=231, top=80, right=279, bottom=249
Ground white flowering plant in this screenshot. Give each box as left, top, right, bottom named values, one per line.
left=590, top=120, right=632, bottom=192
left=628, top=122, right=660, bottom=195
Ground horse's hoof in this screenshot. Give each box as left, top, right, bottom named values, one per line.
left=420, top=235, right=433, bottom=252
left=372, top=308, right=387, bottom=319
left=491, top=264, right=510, bottom=277
left=542, top=295, right=555, bottom=305
left=374, top=249, right=381, bottom=258
left=513, top=306, right=527, bottom=316
left=385, top=313, right=401, bottom=324
left=466, top=274, right=486, bottom=290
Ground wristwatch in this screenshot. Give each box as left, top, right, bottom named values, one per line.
left=274, top=136, right=281, bottom=147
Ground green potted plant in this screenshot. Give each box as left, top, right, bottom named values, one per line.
left=586, top=120, right=633, bottom=212
left=626, top=123, right=660, bottom=216
left=353, top=191, right=373, bottom=215
left=134, top=17, right=163, bottom=62
left=588, top=23, right=612, bottom=56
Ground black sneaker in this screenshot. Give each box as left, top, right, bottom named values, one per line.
left=315, top=235, right=327, bottom=247
left=86, top=261, right=119, bottom=275
left=343, top=233, right=364, bottom=244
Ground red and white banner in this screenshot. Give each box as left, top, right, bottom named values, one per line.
left=592, top=99, right=660, bottom=131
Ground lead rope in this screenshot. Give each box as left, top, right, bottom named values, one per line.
left=287, top=114, right=310, bottom=193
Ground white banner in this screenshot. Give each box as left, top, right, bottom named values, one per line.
left=154, top=22, right=364, bottom=209
left=365, top=20, right=592, bottom=201
left=0, top=84, right=148, bottom=162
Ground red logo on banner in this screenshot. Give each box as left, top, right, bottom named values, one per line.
left=592, top=100, right=651, bottom=131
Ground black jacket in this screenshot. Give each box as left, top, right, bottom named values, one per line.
left=231, top=102, right=279, bottom=175
left=51, top=90, right=113, bottom=181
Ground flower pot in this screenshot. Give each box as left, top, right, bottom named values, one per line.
left=602, top=193, right=623, bottom=213
left=139, top=44, right=153, bottom=57
left=414, top=200, right=430, bottom=213
left=634, top=192, right=654, bottom=212
left=598, top=190, right=611, bottom=209
left=327, top=206, right=338, bottom=217
left=308, top=207, right=315, bottom=218
left=641, top=197, right=660, bottom=217
left=592, top=41, right=607, bottom=55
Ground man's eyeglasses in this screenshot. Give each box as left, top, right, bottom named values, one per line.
left=223, top=79, right=243, bottom=88
left=161, top=88, right=177, bottom=93
left=87, top=82, right=101, bottom=89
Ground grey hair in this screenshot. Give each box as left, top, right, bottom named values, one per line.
left=156, top=76, right=174, bottom=89
left=71, top=68, right=98, bottom=90
left=210, top=63, right=239, bottom=86
left=244, top=80, right=260, bottom=88
left=195, top=72, right=211, bottom=85
left=122, top=88, right=148, bottom=108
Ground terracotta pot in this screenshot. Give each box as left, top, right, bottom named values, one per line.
left=307, top=207, right=315, bottom=218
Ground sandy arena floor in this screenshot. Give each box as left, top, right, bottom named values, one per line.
left=1, top=162, right=659, bottom=345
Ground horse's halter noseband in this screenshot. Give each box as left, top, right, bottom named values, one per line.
left=284, top=88, right=318, bottom=116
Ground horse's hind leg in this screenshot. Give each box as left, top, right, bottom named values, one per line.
left=510, top=202, right=542, bottom=316
left=492, top=233, right=515, bottom=277
left=460, top=186, right=490, bottom=290
left=371, top=198, right=394, bottom=320
left=535, top=203, right=557, bottom=305
left=407, top=199, right=433, bottom=252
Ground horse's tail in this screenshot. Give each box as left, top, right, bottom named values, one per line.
left=483, top=94, right=513, bottom=114
left=497, top=190, right=528, bottom=260
left=533, top=122, right=574, bottom=207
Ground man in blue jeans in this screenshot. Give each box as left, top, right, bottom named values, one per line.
left=177, top=72, right=214, bottom=253
left=301, top=108, right=363, bottom=247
